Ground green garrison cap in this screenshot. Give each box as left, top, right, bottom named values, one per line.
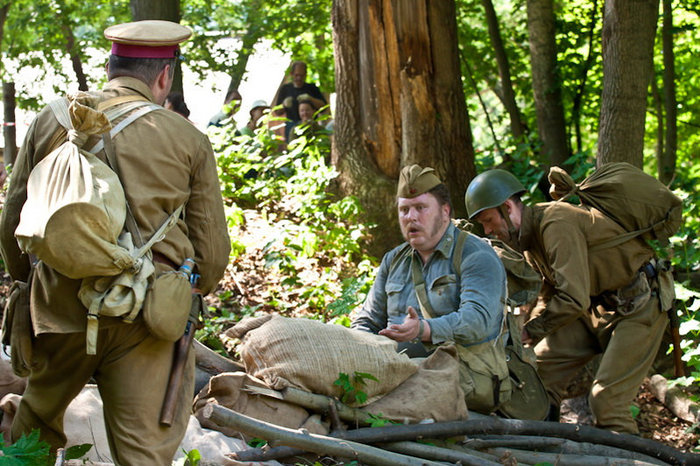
left=397, top=165, right=442, bottom=198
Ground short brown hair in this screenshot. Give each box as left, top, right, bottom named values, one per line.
left=108, top=55, right=176, bottom=86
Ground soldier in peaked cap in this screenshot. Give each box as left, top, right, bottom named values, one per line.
left=352, top=165, right=512, bottom=415
left=0, top=20, right=230, bottom=464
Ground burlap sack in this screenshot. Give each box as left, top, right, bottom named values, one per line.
left=14, top=92, right=132, bottom=279
left=228, top=316, right=418, bottom=406
left=361, top=345, right=467, bottom=423
left=193, top=372, right=328, bottom=441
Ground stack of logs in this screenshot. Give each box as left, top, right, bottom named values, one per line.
left=201, top=385, right=699, bottom=466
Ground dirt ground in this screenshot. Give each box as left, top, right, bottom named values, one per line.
left=560, top=380, right=699, bottom=453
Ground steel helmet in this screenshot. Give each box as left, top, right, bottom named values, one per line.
left=465, top=169, right=526, bottom=219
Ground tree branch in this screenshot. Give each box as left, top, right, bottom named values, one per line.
left=202, top=402, right=445, bottom=466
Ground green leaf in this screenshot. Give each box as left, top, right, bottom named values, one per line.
left=64, top=443, right=92, bottom=460
left=0, top=429, right=50, bottom=466
left=629, top=404, right=641, bottom=419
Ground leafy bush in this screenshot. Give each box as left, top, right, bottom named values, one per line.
left=207, top=115, right=376, bottom=327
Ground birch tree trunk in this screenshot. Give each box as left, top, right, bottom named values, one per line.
left=332, top=0, right=475, bottom=255
left=597, top=0, right=659, bottom=167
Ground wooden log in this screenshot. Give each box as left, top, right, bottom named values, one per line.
left=310, top=417, right=696, bottom=465
left=465, top=435, right=666, bottom=465
left=193, top=339, right=243, bottom=373
left=486, top=446, right=666, bottom=466
left=648, top=374, right=699, bottom=424
left=202, top=402, right=445, bottom=466
left=378, top=440, right=502, bottom=465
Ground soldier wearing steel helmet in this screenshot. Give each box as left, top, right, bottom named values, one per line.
left=0, top=20, right=230, bottom=463
left=464, top=169, right=667, bottom=434
left=352, top=165, right=512, bottom=414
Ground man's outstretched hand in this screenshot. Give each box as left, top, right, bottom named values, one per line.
left=379, top=306, right=429, bottom=342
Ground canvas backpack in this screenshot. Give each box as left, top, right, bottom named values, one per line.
left=14, top=92, right=183, bottom=354
left=548, top=162, right=683, bottom=251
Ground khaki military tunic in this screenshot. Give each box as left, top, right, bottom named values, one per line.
left=520, top=202, right=667, bottom=434
left=0, top=77, right=230, bottom=464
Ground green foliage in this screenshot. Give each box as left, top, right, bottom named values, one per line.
left=182, top=0, right=334, bottom=91
left=64, top=443, right=92, bottom=460
left=365, top=413, right=398, bottom=428
left=629, top=404, right=641, bottom=419
left=212, top=115, right=376, bottom=321
left=247, top=438, right=267, bottom=449
left=0, top=430, right=50, bottom=466
left=1, top=1, right=128, bottom=108
left=173, top=448, right=201, bottom=466
left=333, top=371, right=378, bottom=406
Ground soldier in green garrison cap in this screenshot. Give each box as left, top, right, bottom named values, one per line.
left=352, top=165, right=513, bottom=415
left=465, top=169, right=670, bottom=434
left=0, top=20, right=230, bottom=464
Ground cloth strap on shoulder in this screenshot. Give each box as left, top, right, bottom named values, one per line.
left=410, top=229, right=468, bottom=320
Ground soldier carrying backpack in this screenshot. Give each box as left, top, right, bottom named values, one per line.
left=464, top=163, right=680, bottom=435
left=0, top=20, right=230, bottom=464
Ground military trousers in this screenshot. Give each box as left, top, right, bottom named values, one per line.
left=533, top=293, right=667, bottom=434
left=11, top=319, right=194, bottom=466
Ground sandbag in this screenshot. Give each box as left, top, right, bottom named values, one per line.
left=228, top=315, right=418, bottom=406
left=14, top=92, right=132, bottom=279
left=193, top=371, right=328, bottom=441
left=548, top=162, right=682, bottom=245
left=361, top=345, right=467, bottom=423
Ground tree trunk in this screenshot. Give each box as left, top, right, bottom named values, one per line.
left=61, top=22, right=88, bottom=91
left=651, top=73, right=664, bottom=169
left=223, top=31, right=259, bottom=104
left=129, top=0, right=184, bottom=94
left=597, top=0, right=659, bottom=168
left=0, top=4, right=16, bottom=168
left=331, top=0, right=476, bottom=256
left=2, top=81, right=16, bottom=166
left=659, top=0, right=676, bottom=183
left=571, top=0, right=599, bottom=154
left=526, top=0, right=570, bottom=168
left=482, top=0, right=526, bottom=141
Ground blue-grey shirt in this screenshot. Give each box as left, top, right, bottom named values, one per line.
left=352, top=223, right=506, bottom=346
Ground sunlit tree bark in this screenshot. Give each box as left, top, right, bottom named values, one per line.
left=597, top=0, right=659, bottom=167
left=332, top=0, right=476, bottom=255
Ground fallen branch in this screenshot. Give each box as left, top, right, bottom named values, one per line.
left=203, top=402, right=445, bottom=466
left=486, top=446, right=664, bottom=466
left=648, top=374, right=699, bottom=424
left=243, top=385, right=371, bottom=425
left=312, top=417, right=695, bottom=465
left=194, top=339, right=243, bottom=374
left=465, top=435, right=667, bottom=465
left=378, top=440, right=502, bottom=466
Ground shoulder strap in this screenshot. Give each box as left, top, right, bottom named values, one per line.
left=410, top=229, right=468, bottom=320
left=88, top=101, right=160, bottom=154
left=452, top=229, right=468, bottom=276
left=410, top=255, right=436, bottom=319
left=48, top=98, right=72, bottom=129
